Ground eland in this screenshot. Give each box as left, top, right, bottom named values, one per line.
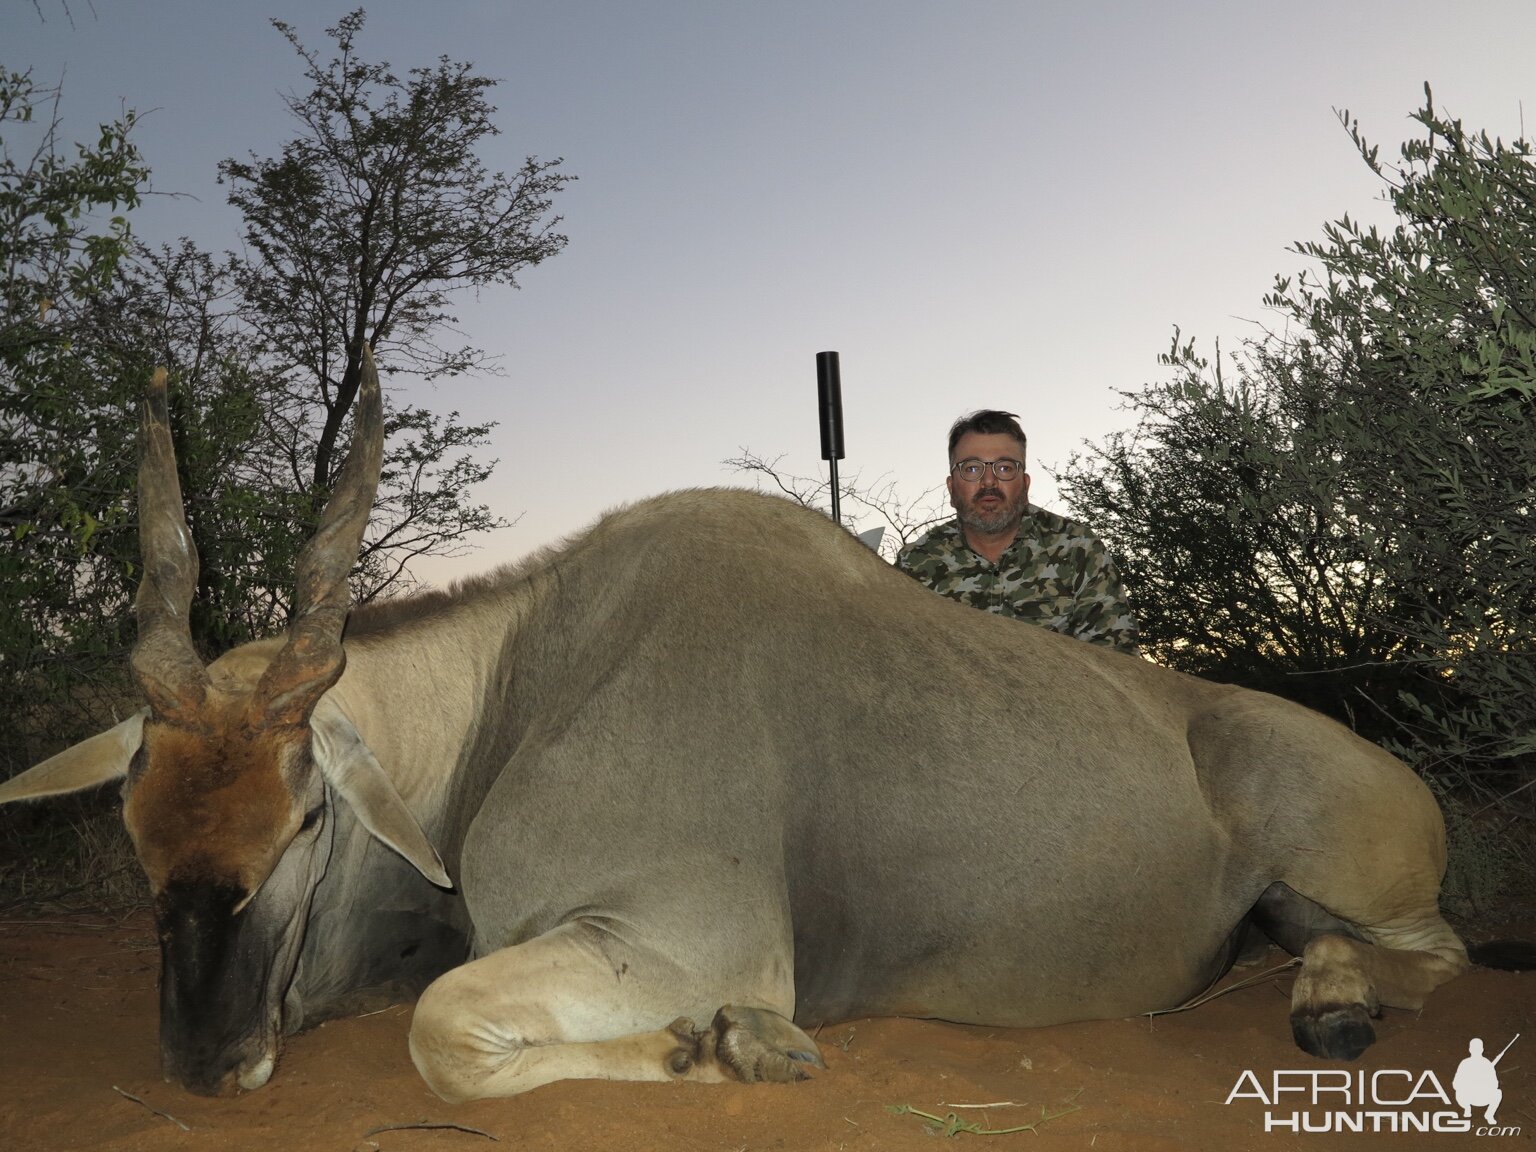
left=0, top=351, right=1474, bottom=1100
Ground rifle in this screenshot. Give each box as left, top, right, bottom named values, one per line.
left=1491, top=1033, right=1520, bottom=1066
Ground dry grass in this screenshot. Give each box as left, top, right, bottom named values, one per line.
left=0, top=791, right=148, bottom=916
left=0, top=673, right=149, bottom=916
left=1439, top=790, right=1536, bottom=929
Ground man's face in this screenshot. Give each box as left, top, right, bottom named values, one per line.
left=947, top=430, right=1030, bottom=536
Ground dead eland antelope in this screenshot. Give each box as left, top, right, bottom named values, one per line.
left=0, top=351, right=1476, bottom=1101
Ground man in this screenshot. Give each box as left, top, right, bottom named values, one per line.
left=896, top=409, right=1140, bottom=655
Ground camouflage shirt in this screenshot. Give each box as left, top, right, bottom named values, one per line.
left=895, top=509, right=1140, bottom=654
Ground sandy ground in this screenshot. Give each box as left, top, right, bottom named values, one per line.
left=0, top=913, right=1531, bottom=1152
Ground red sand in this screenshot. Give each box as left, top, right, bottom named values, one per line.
left=2, top=914, right=1531, bottom=1151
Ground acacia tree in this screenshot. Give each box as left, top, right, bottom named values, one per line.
left=0, top=68, right=150, bottom=758
left=220, top=9, right=570, bottom=591
left=100, top=241, right=305, bottom=649
left=1059, top=89, right=1536, bottom=799
left=1, top=11, right=577, bottom=758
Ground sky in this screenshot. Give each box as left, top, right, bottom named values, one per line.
left=8, top=0, right=1536, bottom=583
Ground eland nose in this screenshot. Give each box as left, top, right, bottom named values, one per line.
left=237, top=1053, right=276, bottom=1091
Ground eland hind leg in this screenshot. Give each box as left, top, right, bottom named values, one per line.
left=1198, top=695, right=1468, bottom=1061
left=1277, top=785, right=1467, bottom=1061
left=407, top=920, right=821, bottom=1101
left=1252, top=881, right=1466, bottom=1060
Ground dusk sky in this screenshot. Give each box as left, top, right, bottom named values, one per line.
left=9, top=1, right=1536, bottom=582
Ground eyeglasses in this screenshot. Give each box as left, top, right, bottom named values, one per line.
left=951, top=457, right=1023, bottom=483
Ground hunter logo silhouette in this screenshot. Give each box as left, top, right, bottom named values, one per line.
left=1453, top=1034, right=1518, bottom=1125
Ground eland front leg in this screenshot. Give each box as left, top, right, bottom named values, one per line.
left=406, top=920, right=822, bottom=1101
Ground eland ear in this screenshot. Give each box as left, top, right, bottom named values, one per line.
left=0, top=710, right=148, bottom=803
left=309, top=698, right=452, bottom=888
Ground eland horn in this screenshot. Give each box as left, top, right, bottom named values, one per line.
left=254, top=344, right=385, bottom=726
left=130, top=367, right=212, bottom=720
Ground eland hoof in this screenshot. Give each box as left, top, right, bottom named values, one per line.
left=665, top=1005, right=824, bottom=1083
left=1291, top=1005, right=1376, bottom=1061
left=714, top=1004, right=824, bottom=1083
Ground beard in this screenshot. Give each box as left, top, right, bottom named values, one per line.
left=954, top=485, right=1028, bottom=535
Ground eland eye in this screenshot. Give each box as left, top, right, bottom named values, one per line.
left=299, top=804, right=325, bottom=832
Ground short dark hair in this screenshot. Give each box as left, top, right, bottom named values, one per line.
left=947, top=410, right=1027, bottom=464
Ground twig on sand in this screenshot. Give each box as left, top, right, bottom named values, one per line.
left=356, top=1003, right=407, bottom=1019
left=362, top=1121, right=499, bottom=1141
left=1141, top=958, right=1302, bottom=1018
left=888, top=1100, right=1081, bottom=1137
left=112, top=1086, right=191, bottom=1131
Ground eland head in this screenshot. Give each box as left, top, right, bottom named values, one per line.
left=2, top=348, right=448, bottom=1095
left=128, top=351, right=388, bottom=1094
